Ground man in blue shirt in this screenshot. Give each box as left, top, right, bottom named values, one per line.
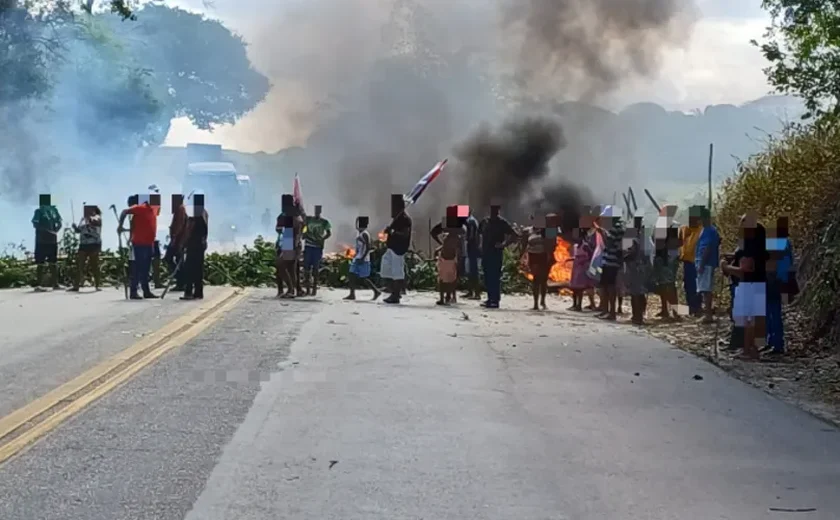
left=695, top=208, right=720, bottom=324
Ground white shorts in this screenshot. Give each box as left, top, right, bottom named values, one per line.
left=380, top=248, right=405, bottom=280
left=733, top=282, right=766, bottom=319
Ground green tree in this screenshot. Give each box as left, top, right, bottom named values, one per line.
left=753, top=0, right=840, bottom=120
left=105, top=4, right=271, bottom=132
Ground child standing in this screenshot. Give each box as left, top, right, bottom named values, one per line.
left=345, top=217, right=381, bottom=301
left=436, top=228, right=462, bottom=305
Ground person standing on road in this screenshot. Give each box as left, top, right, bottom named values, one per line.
left=623, top=214, right=650, bottom=325
left=118, top=198, right=159, bottom=300
left=69, top=205, right=102, bottom=292
left=678, top=207, right=703, bottom=316
left=344, top=216, right=380, bottom=301
left=165, top=194, right=188, bottom=292
left=275, top=195, right=303, bottom=299
left=597, top=206, right=625, bottom=321
left=302, top=205, right=332, bottom=296
left=462, top=210, right=481, bottom=300
left=478, top=204, right=518, bottom=309
left=695, top=207, right=720, bottom=324
left=31, top=194, right=63, bottom=291
left=382, top=195, right=412, bottom=304
left=525, top=216, right=555, bottom=311
left=181, top=203, right=208, bottom=301
left=765, top=216, right=794, bottom=357
left=721, top=212, right=768, bottom=361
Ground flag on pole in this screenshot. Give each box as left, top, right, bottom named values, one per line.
left=293, top=173, right=303, bottom=208
left=403, top=159, right=447, bottom=206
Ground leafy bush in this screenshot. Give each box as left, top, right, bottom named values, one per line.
left=0, top=232, right=535, bottom=293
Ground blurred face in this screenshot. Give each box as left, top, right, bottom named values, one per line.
left=315, top=206, right=322, bottom=218
left=490, top=206, right=500, bottom=218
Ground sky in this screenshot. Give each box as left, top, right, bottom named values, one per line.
left=163, top=0, right=774, bottom=153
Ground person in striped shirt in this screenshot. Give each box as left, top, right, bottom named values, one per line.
left=597, top=206, right=625, bottom=321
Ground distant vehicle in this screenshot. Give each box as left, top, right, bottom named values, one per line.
left=182, top=144, right=256, bottom=240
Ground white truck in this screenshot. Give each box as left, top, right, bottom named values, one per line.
left=183, top=144, right=256, bottom=240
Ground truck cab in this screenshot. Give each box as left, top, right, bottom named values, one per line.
left=182, top=144, right=255, bottom=239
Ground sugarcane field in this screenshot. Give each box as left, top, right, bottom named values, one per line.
left=2, top=0, right=840, bottom=519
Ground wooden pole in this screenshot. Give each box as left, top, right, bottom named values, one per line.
left=707, top=143, right=714, bottom=210
left=427, top=217, right=432, bottom=258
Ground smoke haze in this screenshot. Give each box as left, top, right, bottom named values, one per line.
left=1, top=0, right=698, bottom=249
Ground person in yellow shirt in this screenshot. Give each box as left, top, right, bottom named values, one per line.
left=679, top=206, right=704, bottom=316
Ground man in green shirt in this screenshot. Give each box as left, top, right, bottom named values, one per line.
left=302, top=204, right=332, bottom=295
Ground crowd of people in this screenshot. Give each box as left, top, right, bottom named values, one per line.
left=28, top=192, right=798, bottom=363
left=29, top=192, right=208, bottom=300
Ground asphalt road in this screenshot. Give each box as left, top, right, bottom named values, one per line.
left=0, top=288, right=838, bottom=520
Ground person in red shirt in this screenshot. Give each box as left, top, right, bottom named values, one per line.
left=118, top=199, right=159, bottom=299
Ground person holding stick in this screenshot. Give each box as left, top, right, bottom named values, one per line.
left=275, top=194, right=303, bottom=298
left=382, top=195, right=412, bottom=304
left=68, top=205, right=102, bottom=292
left=165, top=194, right=188, bottom=292
left=117, top=196, right=159, bottom=300
left=181, top=195, right=208, bottom=301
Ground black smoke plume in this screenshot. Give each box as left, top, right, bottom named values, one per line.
left=454, top=116, right=593, bottom=230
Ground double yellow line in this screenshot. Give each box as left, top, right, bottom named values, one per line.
left=0, top=287, right=249, bottom=467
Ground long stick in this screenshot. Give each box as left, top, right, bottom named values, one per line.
left=644, top=189, right=662, bottom=213
left=628, top=187, right=638, bottom=211
left=622, top=193, right=632, bottom=219
left=707, top=143, right=714, bottom=210
left=109, top=204, right=129, bottom=300
left=161, top=256, right=184, bottom=300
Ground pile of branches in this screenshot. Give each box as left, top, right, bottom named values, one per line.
left=0, top=231, right=533, bottom=293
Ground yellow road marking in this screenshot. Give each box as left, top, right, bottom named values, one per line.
left=0, top=287, right=249, bottom=466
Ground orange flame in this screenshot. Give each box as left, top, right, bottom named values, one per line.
left=522, top=237, right=574, bottom=285
left=336, top=243, right=355, bottom=258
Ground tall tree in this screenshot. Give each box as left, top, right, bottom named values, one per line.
left=753, top=0, right=840, bottom=120
left=105, top=5, right=270, bottom=132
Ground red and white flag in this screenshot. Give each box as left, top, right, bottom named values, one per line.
left=404, top=159, right=447, bottom=206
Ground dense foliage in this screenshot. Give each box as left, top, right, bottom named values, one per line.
left=753, top=0, right=840, bottom=119
left=0, top=232, right=533, bottom=293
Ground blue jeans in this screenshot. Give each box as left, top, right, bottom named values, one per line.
left=766, top=296, right=784, bottom=353
left=466, top=251, right=480, bottom=283
left=482, top=249, right=503, bottom=304
left=683, top=261, right=700, bottom=313
left=131, top=244, right=154, bottom=295
left=303, top=245, right=323, bottom=271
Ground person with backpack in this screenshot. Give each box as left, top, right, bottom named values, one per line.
left=31, top=194, right=63, bottom=291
